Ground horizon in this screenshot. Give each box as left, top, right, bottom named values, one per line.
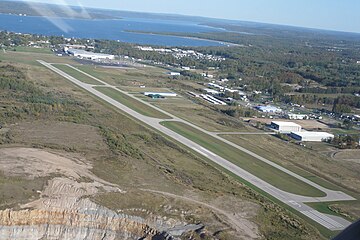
left=12, top=0, right=360, bottom=34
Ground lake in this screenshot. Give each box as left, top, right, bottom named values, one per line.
left=0, top=14, right=227, bottom=46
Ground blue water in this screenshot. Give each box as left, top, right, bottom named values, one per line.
left=0, top=14, right=226, bottom=46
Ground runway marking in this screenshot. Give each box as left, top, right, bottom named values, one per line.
left=191, top=147, right=209, bottom=157
left=301, top=210, right=344, bottom=230
left=199, top=147, right=217, bottom=157
left=288, top=200, right=302, bottom=208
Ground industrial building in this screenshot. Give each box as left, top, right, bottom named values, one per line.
left=200, top=94, right=227, bottom=105
left=270, top=121, right=302, bottom=133
left=66, top=48, right=115, bottom=60
left=204, top=88, right=220, bottom=95
left=144, top=92, right=177, bottom=97
left=287, top=113, right=309, bottom=120
left=290, top=131, right=334, bottom=142
left=256, top=105, right=282, bottom=113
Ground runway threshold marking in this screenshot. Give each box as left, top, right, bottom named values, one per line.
left=301, top=210, right=344, bottom=230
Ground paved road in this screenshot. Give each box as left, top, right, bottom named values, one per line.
left=213, top=132, right=276, bottom=135
left=39, top=60, right=355, bottom=231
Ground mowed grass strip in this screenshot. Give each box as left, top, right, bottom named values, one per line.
left=306, top=202, right=352, bottom=219
left=94, top=87, right=172, bottom=119
left=161, top=121, right=326, bottom=197
left=52, top=64, right=104, bottom=85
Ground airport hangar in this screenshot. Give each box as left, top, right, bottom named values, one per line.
left=290, top=131, right=335, bottom=142
left=270, top=121, right=302, bottom=133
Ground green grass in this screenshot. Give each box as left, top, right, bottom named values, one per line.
left=161, top=121, right=326, bottom=197
left=306, top=202, right=342, bottom=217
left=76, top=64, right=169, bottom=87
left=13, top=46, right=52, bottom=54
left=220, top=134, right=348, bottom=192
left=171, top=143, right=334, bottom=239
left=94, top=86, right=172, bottom=119
left=221, top=134, right=360, bottom=195
left=329, top=128, right=359, bottom=135
left=306, top=201, right=359, bottom=222
left=217, top=167, right=336, bottom=239
left=52, top=64, right=105, bottom=85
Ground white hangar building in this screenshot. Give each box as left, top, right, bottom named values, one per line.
left=290, top=131, right=334, bottom=142
left=66, top=48, right=115, bottom=60
left=270, top=121, right=302, bottom=133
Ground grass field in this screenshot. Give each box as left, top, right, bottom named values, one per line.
left=94, top=86, right=172, bottom=119
left=154, top=99, right=256, bottom=132
left=220, top=134, right=360, bottom=194
left=13, top=46, right=52, bottom=54
left=306, top=202, right=352, bottom=219
left=52, top=64, right=105, bottom=85
left=0, top=50, right=75, bottom=66
left=161, top=121, right=326, bottom=197
left=77, top=65, right=169, bottom=87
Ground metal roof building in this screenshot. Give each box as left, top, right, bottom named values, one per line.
left=66, top=48, right=115, bottom=60
left=270, top=121, right=302, bottom=133
left=256, top=105, right=282, bottom=113
left=290, top=131, right=334, bottom=142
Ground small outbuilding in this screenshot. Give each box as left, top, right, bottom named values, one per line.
left=169, top=72, right=181, bottom=76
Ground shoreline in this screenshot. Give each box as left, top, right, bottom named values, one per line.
left=124, top=30, right=242, bottom=47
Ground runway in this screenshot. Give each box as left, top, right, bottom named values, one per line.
left=38, top=60, right=355, bottom=231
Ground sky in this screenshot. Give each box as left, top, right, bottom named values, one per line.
left=20, top=0, right=360, bottom=33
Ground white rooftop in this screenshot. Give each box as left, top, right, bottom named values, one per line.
left=271, top=121, right=302, bottom=127
left=291, top=131, right=334, bottom=138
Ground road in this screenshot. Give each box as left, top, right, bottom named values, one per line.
left=213, top=132, right=276, bottom=135
left=39, top=60, right=355, bottom=231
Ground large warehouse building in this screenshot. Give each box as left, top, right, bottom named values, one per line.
left=270, top=121, right=302, bottom=133
left=290, top=131, right=334, bottom=142
left=66, top=48, right=115, bottom=60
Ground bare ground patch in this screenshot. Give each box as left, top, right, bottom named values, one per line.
left=10, top=121, right=108, bottom=153
left=332, top=149, right=360, bottom=163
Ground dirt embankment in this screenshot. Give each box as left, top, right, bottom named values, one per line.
left=0, top=148, right=170, bottom=239
left=0, top=147, right=260, bottom=239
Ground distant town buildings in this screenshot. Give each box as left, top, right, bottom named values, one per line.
left=136, top=46, right=226, bottom=62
